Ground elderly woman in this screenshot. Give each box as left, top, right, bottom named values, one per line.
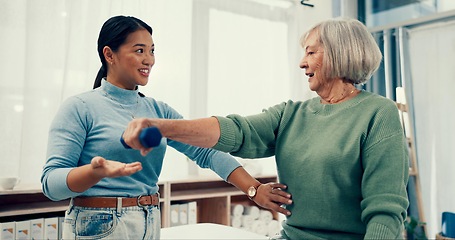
left=123, top=18, right=409, bottom=239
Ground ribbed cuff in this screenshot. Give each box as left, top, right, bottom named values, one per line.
left=213, top=116, right=238, bottom=152
left=365, top=215, right=403, bottom=239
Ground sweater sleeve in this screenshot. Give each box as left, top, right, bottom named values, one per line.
left=41, top=96, right=89, bottom=201
left=360, top=101, right=409, bottom=239
left=213, top=102, right=285, bottom=158
left=157, top=101, right=241, bottom=181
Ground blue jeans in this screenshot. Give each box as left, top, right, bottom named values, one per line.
left=62, top=202, right=161, bottom=239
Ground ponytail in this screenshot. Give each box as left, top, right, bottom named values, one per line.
left=93, top=65, right=106, bottom=89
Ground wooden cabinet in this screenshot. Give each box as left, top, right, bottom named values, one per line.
left=160, top=174, right=277, bottom=228
left=0, top=190, right=69, bottom=222
left=0, top=174, right=277, bottom=228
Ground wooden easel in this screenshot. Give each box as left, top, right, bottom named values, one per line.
left=396, top=87, right=427, bottom=239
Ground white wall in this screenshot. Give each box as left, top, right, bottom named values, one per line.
left=0, top=0, right=335, bottom=186
left=159, top=0, right=334, bottom=180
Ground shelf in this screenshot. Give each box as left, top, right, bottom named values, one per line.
left=167, top=175, right=277, bottom=201
left=0, top=201, right=69, bottom=218
left=1, top=174, right=278, bottom=229
left=0, top=190, right=70, bottom=220
left=0, top=186, right=42, bottom=196
left=170, top=187, right=243, bottom=201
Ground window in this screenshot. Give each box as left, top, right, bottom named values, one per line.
left=360, top=0, right=455, bottom=28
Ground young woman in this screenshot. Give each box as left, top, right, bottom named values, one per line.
left=41, top=15, right=291, bottom=239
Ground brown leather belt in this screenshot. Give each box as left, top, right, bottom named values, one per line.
left=73, top=194, right=159, bottom=208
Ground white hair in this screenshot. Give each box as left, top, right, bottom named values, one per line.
left=301, top=18, right=382, bottom=84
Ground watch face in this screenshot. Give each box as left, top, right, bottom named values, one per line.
left=248, top=186, right=257, bottom=197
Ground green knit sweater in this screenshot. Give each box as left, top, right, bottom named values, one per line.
left=214, top=91, right=409, bottom=239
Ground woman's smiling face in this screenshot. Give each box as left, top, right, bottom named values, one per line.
left=107, top=29, right=155, bottom=90
left=299, top=30, right=326, bottom=93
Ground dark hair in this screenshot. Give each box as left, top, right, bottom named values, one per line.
left=93, top=15, right=153, bottom=89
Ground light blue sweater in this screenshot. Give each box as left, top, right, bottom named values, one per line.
left=42, top=80, right=241, bottom=201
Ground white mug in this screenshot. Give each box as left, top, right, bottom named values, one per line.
left=0, top=177, right=20, bottom=190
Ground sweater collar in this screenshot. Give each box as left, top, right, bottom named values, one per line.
left=100, top=79, right=140, bottom=104
left=310, top=90, right=370, bottom=114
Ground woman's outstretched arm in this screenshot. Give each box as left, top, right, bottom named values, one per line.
left=122, top=117, right=221, bottom=155
left=122, top=117, right=292, bottom=216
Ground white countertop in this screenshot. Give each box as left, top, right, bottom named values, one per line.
left=160, top=223, right=268, bottom=239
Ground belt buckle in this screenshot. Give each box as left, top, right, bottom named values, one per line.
left=153, top=193, right=159, bottom=206
left=137, top=195, right=145, bottom=207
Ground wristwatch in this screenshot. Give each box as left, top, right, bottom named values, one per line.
left=247, top=184, right=261, bottom=200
